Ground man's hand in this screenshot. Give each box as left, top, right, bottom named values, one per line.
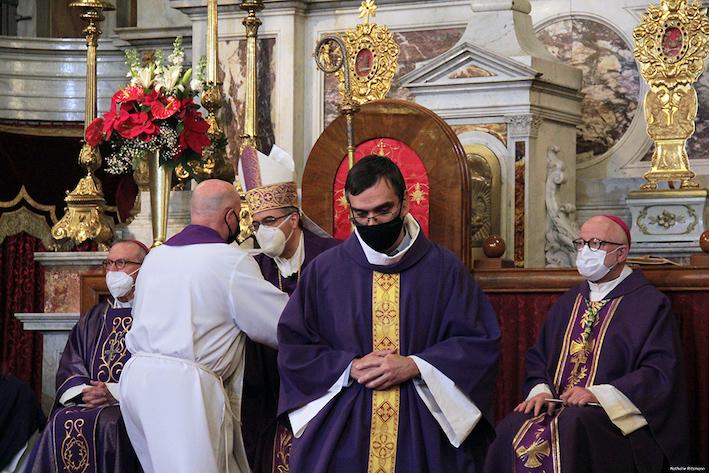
left=559, top=386, right=598, bottom=407
left=354, top=353, right=420, bottom=391
left=350, top=350, right=394, bottom=381
left=514, top=392, right=556, bottom=416
left=82, top=381, right=116, bottom=408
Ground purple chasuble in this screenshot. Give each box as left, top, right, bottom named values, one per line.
left=484, top=271, right=690, bottom=473
left=164, top=224, right=225, bottom=246
left=24, top=303, right=142, bottom=473
left=277, top=232, right=500, bottom=473
left=242, top=229, right=340, bottom=473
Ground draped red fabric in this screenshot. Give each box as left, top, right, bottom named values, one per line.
left=669, top=292, right=708, bottom=466
left=0, top=232, right=45, bottom=399
left=488, top=291, right=708, bottom=466
left=487, top=293, right=558, bottom=421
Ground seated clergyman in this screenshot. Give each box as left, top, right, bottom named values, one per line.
left=24, top=240, right=147, bottom=473
left=484, top=215, right=689, bottom=473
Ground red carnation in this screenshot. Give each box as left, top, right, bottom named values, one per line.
left=85, top=117, right=104, bottom=147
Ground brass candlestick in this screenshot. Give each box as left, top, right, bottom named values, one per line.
left=239, top=0, right=264, bottom=150
left=234, top=0, right=265, bottom=243
left=633, top=0, right=709, bottom=190
left=51, top=0, right=115, bottom=250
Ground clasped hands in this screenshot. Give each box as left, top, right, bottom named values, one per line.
left=513, top=387, right=599, bottom=416
left=81, top=380, right=117, bottom=408
left=350, top=349, right=420, bottom=391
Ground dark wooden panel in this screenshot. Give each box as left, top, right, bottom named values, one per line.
left=303, top=99, right=472, bottom=268
left=80, top=273, right=108, bottom=315
left=474, top=266, right=709, bottom=293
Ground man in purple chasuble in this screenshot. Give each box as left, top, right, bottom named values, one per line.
left=484, top=216, right=690, bottom=473
left=277, top=156, right=501, bottom=473
left=24, top=240, right=148, bottom=473
left=238, top=144, right=339, bottom=473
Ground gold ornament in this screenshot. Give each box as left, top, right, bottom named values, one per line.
left=359, top=0, right=377, bottom=24
left=633, top=0, right=709, bottom=190
left=336, top=11, right=400, bottom=106
left=52, top=0, right=114, bottom=250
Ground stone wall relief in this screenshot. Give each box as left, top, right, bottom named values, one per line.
left=545, top=145, right=580, bottom=267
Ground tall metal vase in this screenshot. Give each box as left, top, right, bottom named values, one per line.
left=147, top=150, right=170, bottom=247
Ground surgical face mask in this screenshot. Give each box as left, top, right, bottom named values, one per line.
left=255, top=218, right=294, bottom=258
left=576, top=245, right=622, bottom=282
left=106, top=268, right=138, bottom=300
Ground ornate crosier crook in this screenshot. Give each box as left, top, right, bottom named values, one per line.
left=315, top=34, right=358, bottom=170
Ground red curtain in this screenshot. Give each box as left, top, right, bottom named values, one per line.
left=488, top=291, right=708, bottom=466
left=0, top=232, right=45, bottom=398
left=669, top=292, right=708, bottom=466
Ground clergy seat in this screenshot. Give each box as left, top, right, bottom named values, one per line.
left=302, top=99, right=472, bottom=268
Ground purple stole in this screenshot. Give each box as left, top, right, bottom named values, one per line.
left=50, top=306, right=133, bottom=473
left=512, top=295, right=622, bottom=473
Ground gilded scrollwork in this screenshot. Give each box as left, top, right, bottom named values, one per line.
left=633, top=0, right=709, bottom=190
left=337, top=22, right=400, bottom=106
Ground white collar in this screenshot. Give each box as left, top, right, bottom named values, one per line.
left=274, top=231, right=305, bottom=278
left=355, top=214, right=420, bottom=266
left=112, top=297, right=133, bottom=309
left=588, top=266, right=633, bottom=301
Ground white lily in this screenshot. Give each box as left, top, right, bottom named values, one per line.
left=156, top=65, right=182, bottom=94
left=133, top=64, right=155, bottom=89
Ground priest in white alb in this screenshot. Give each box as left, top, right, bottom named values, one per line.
left=119, top=179, right=290, bottom=473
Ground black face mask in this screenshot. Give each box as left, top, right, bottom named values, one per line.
left=224, top=210, right=240, bottom=245
left=355, top=215, right=405, bottom=254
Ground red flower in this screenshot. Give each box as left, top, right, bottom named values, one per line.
left=116, top=111, right=158, bottom=140
left=85, top=117, right=104, bottom=147
left=113, top=86, right=145, bottom=104
left=150, top=95, right=181, bottom=120
left=178, top=108, right=210, bottom=156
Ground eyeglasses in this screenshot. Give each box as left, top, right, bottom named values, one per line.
left=102, top=259, right=142, bottom=270
left=251, top=213, right=293, bottom=231
left=572, top=238, right=625, bottom=252
left=349, top=203, right=401, bottom=225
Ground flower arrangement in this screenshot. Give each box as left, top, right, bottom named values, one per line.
left=85, top=37, right=213, bottom=174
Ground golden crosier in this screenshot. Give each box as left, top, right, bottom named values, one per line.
left=633, top=0, right=709, bottom=190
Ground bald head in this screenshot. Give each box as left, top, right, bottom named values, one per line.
left=191, top=179, right=241, bottom=239
left=580, top=216, right=629, bottom=247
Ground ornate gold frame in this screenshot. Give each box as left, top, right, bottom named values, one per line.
left=633, top=0, right=709, bottom=190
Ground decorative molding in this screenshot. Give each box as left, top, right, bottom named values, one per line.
left=0, top=185, right=59, bottom=249
left=33, top=251, right=107, bottom=266
left=400, top=41, right=539, bottom=87
left=508, top=114, right=543, bottom=139
left=15, top=313, right=81, bottom=331
left=544, top=145, right=579, bottom=268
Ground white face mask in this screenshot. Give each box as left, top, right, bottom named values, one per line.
left=106, top=269, right=138, bottom=300
left=255, top=218, right=294, bottom=258
left=575, top=245, right=621, bottom=282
